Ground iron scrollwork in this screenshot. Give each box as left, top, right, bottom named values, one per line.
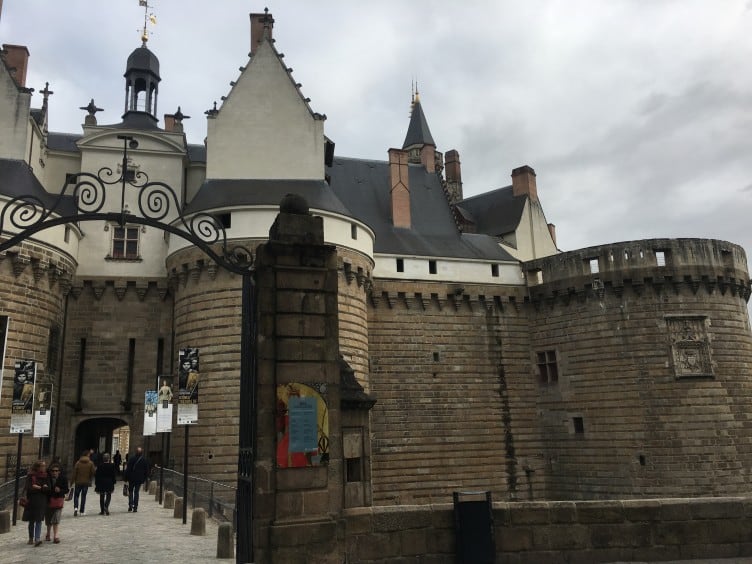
left=0, top=162, right=253, bottom=274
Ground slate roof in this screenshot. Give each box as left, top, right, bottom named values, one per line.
left=457, top=187, right=527, bottom=237
left=187, top=144, right=206, bottom=163
left=0, top=158, right=76, bottom=214
left=327, top=157, right=514, bottom=261
left=47, top=132, right=81, bottom=152
left=183, top=178, right=351, bottom=217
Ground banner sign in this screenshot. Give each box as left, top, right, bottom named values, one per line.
left=177, top=347, right=199, bottom=425
left=11, top=359, right=36, bottom=434
left=144, top=390, right=157, bottom=436
left=33, top=382, right=53, bottom=438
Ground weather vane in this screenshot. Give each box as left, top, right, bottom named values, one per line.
left=138, top=0, right=157, bottom=45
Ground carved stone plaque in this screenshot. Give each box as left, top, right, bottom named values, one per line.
left=666, top=316, right=713, bottom=378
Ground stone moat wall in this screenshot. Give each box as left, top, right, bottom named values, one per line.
left=343, top=496, right=752, bottom=563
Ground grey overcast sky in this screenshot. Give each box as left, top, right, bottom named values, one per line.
left=2, top=1, right=751, bottom=258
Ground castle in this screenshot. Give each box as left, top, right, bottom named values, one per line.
left=2, top=7, right=752, bottom=543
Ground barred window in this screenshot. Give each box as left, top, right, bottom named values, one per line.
left=536, top=350, right=558, bottom=385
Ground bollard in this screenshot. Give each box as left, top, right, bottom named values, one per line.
left=191, top=507, right=207, bottom=536
left=0, top=510, right=10, bottom=534
left=216, top=522, right=234, bottom=558
left=148, top=481, right=157, bottom=495
left=163, top=490, right=176, bottom=509
left=173, top=497, right=183, bottom=519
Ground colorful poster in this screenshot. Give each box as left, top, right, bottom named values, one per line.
left=144, top=390, right=157, bottom=436
left=0, top=316, right=8, bottom=403
left=10, top=359, right=36, bottom=434
left=276, top=382, right=329, bottom=468
left=178, top=347, right=199, bottom=425
left=33, top=382, right=53, bottom=438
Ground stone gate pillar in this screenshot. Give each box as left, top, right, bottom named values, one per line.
left=253, top=195, right=345, bottom=563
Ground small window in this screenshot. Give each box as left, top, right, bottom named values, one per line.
left=111, top=225, right=140, bottom=259
left=536, top=350, right=558, bottom=385
left=428, top=260, right=437, bottom=274
left=433, top=352, right=440, bottom=362
left=589, top=258, right=600, bottom=274
left=573, top=417, right=584, bottom=434
left=350, top=223, right=358, bottom=240
left=396, top=258, right=404, bottom=273
left=655, top=251, right=666, bottom=266
left=491, top=264, right=499, bottom=277
left=64, top=226, right=71, bottom=243
left=65, top=173, right=77, bottom=185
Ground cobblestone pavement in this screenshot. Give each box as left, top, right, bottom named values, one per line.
left=0, top=488, right=232, bottom=563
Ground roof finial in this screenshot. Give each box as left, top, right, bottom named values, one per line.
left=414, top=80, right=420, bottom=103
left=138, top=0, right=157, bottom=46
left=262, top=7, right=273, bottom=40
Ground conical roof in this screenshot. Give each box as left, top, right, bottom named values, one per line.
left=402, top=97, right=435, bottom=149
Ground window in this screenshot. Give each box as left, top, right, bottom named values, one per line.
left=396, top=258, right=404, bottom=273
left=491, top=264, right=499, bottom=277
left=536, top=350, right=558, bottom=385
left=111, top=225, right=140, bottom=259
left=428, top=260, right=437, bottom=274
left=64, top=226, right=71, bottom=243
left=433, top=352, right=440, bottom=362
left=350, top=223, right=357, bottom=240
left=655, top=250, right=666, bottom=266
left=588, top=258, right=600, bottom=274
left=573, top=417, right=584, bottom=434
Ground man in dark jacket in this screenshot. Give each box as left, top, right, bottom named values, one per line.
left=123, top=447, right=149, bottom=512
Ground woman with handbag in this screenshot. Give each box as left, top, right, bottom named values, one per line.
left=94, top=453, right=116, bottom=515
left=45, top=463, right=68, bottom=543
left=23, top=460, right=49, bottom=546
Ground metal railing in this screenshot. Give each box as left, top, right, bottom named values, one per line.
left=0, top=474, right=26, bottom=511
left=153, top=466, right=237, bottom=529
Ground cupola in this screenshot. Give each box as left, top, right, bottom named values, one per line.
left=123, top=44, right=161, bottom=124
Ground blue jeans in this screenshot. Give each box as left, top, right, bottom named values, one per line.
left=128, top=482, right=142, bottom=509
left=73, top=485, right=88, bottom=512
left=27, top=520, right=41, bottom=541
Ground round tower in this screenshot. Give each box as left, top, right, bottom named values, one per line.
left=524, top=238, right=752, bottom=499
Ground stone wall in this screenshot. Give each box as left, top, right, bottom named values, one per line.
left=344, top=497, right=752, bottom=563
left=366, top=280, right=544, bottom=505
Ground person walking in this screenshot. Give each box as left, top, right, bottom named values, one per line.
left=44, top=462, right=68, bottom=543
left=70, top=449, right=96, bottom=516
left=123, top=446, right=149, bottom=513
left=113, top=450, right=122, bottom=474
left=94, top=452, right=116, bottom=515
left=23, top=460, right=49, bottom=546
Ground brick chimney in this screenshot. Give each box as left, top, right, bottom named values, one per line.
left=444, top=149, right=463, bottom=204
left=420, top=145, right=435, bottom=173
left=163, top=114, right=176, bottom=132
left=389, top=148, right=411, bottom=228
left=250, top=11, right=274, bottom=56
left=1, top=44, right=30, bottom=87
left=511, top=165, right=538, bottom=202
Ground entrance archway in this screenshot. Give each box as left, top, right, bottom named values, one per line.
left=74, top=417, right=129, bottom=462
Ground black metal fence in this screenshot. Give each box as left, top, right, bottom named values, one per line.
left=153, top=466, right=237, bottom=529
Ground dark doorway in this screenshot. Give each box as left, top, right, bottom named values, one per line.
left=74, top=417, right=129, bottom=461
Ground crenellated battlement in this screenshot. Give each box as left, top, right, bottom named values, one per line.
left=524, top=238, right=751, bottom=302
